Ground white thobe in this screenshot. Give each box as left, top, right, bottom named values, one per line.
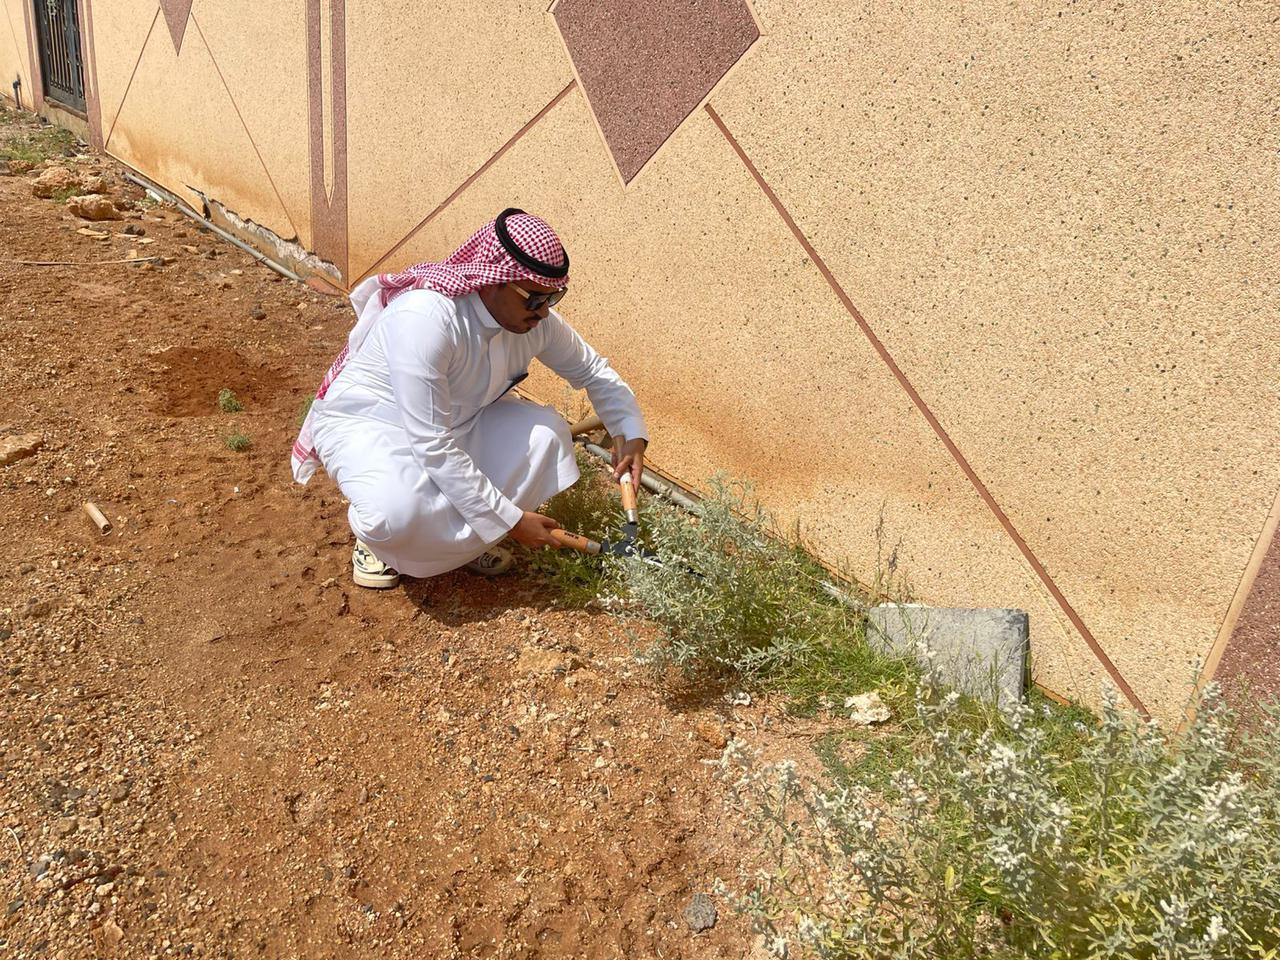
left=310, top=289, right=647, bottom=577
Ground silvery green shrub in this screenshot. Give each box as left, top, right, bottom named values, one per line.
left=608, top=477, right=857, bottom=681
left=718, top=680, right=1280, bottom=959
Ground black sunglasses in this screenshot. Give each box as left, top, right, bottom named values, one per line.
left=512, top=284, right=567, bottom=311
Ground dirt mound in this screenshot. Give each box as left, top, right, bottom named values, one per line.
left=149, top=345, right=297, bottom=417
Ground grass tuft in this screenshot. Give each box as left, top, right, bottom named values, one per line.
left=216, top=388, right=243, bottom=413
left=224, top=431, right=251, bottom=452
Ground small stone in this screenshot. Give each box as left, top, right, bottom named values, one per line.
left=95, top=881, right=114, bottom=896
left=122, top=223, right=145, bottom=236
left=515, top=646, right=568, bottom=675
left=55, top=816, right=78, bottom=837
left=81, top=174, right=109, bottom=194
left=109, top=781, right=133, bottom=802
left=67, top=194, right=123, bottom=221
left=19, top=562, right=36, bottom=575
left=695, top=720, right=728, bottom=750
left=22, top=599, right=55, bottom=620
left=683, top=892, right=717, bottom=932
left=249, top=306, right=267, bottom=320
left=0, top=433, right=43, bottom=467
left=29, top=859, right=49, bottom=880
left=101, top=919, right=124, bottom=945
left=845, top=691, right=892, bottom=726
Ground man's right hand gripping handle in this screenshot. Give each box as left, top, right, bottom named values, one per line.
left=509, top=510, right=562, bottom=549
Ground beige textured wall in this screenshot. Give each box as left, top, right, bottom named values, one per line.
left=0, top=0, right=35, bottom=107
left=62, top=1, right=1280, bottom=719
left=704, top=0, right=1280, bottom=718
left=93, top=0, right=306, bottom=245
left=345, top=0, right=572, bottom=280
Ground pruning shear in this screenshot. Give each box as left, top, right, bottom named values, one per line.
left=549, top=474, right=664, bottom=567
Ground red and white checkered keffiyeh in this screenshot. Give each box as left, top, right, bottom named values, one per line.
left=290, top=211, right=570, bottom=484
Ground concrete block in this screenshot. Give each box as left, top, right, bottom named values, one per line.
left=867, top=604, right=1029, bottom=708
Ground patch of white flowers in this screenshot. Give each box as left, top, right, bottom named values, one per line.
left=717, top=682, right=1280, bottom=959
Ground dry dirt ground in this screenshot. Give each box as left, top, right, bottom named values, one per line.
left=0, top=114, right=818, bottom=958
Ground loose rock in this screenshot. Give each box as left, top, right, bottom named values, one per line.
left=22, top=599, right=56, bottom=620
left=31, top=166, right=79, bottom=199
left=67, top=194, right=124, bottom=221
left=101, top=919, right=124, bottom=945
left=0, top=432, right=43, bottom=466
left=684, top=892, right=717, bottom=932
left=845, top=691, right=892, bottom=725
left=516, top=646, right=568, bottom=675
left=695, top=720, right=728, bottom=750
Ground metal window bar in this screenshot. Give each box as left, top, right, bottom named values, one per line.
left=33, top=0, right=86, bottom=113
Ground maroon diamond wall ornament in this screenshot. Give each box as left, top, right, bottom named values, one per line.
left=159, top=0, right=194, bottom=54
left=553, top=0, right=759, bottom=184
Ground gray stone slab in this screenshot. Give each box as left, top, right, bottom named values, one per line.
left=867, top=604, right=1029, bottom=708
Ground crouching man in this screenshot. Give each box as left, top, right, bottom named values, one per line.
left=290, top=209, right=647, bottom=589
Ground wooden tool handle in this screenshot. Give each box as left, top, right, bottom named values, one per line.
left=618, top=473, right=638, bottom=513
left=549, top=529, right=601, bottom=554
left=568, top=413, right=604, bottom=437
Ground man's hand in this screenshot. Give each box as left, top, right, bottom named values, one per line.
left=611, top=437, right=647, bottom=487
left=509, top=510, right=562, bottom=549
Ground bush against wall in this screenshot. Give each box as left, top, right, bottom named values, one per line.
left=718, top=681, right=1280, bottom=960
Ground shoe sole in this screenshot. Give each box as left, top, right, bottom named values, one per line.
left=353, top=568, right=400, bottom=589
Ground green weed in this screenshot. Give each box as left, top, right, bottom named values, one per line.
left=224, top=431, right=251, bottom=452
left=217, top=388, right=243, bottom=413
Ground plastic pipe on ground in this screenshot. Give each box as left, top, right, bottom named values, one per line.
left=121, top=171, right=304, bottom=283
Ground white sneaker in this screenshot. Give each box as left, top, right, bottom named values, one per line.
left=463, top=545, right=514, bottom=577
left=352, top=540, right=400, bottom=589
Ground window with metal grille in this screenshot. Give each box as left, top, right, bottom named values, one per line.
left=33, top=0, right=86, bottom=113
